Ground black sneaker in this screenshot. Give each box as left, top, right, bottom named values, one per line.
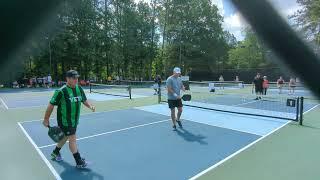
left=76, top=158, right=87, bottom=169
left=254, top=97, right=259, bottom=100
left=51, top=152, right=63, bottom=162
left=176, top=120, right=182, bottom=128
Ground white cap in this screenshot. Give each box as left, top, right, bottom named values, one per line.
left=173, top=67, right=181, bottom=74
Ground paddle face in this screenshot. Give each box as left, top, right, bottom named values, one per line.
left=48, top=126, right=65, bottom=143
left=182, top=94, right=191, bottom=101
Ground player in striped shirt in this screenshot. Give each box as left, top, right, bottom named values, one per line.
left=43, top=70, right=95, bottom=168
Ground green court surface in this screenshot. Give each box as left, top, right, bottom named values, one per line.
left=0, top=88, right=319, bottom=180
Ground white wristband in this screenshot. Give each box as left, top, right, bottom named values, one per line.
left=173, top=93, right=178, bottom=97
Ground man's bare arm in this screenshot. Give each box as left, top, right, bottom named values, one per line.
left=43, top=104, right=54, bottom=127
left=83, top=100, right=95, bottom=112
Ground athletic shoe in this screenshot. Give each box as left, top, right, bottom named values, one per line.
left=176, top=120, right=182, bottom=128
left=173, top=125, right=177, bottom=130
left=76, top=158, right=87, bottom=169
left=51, top=152, right=62, bottom=162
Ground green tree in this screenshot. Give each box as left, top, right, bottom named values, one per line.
left=227, top=28, right=273, bottom=69
left=159, top=0, right=228, bottom=75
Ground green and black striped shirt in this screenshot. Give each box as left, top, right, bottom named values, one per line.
left=50, top=84, right=87, bottom=128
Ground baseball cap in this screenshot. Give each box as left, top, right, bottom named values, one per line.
left=66, top=70, right=80, bottom=78
left=173, top=67, right=181, bottom=74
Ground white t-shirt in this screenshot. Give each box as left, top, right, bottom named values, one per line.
left=47, top=75, right=52, bottom=83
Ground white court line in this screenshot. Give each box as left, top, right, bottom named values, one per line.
left=183, top=119, right=262, bottom=137
left=0, top=97, right=9, bottom=110
left=189, top=120, right=290, bottom=180
left=18, top=105, right=160, bottom=124
left=17, top=122, right=62, bottom=180
left=234, top=100, right=258, bottom=106
left=303, top=104, right=320, bottom=115
left=9, top=105, right=46, bottom=110
left=20, top=118, right=54, bottom=124
left=136, top=107, right=263, bottom=137
left=38, top=119, right=170, bottom=149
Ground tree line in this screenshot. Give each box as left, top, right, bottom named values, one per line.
left=6, top=0, right=319, bottom=84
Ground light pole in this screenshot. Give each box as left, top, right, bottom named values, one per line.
left=49, top=40, right=52, bottom=75
left=179, top=42, right=182, bottom=67
left=46, top=36, right=52, bottom=75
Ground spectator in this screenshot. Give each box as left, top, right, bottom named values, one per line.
left=235, top=76, right=239, bottom=82
left=80, top=80, right=86, bottom=86
left=153, top=75, right=162, bottom=95
left=219, top=75, right=224, bottom=89
left=262, top=76, right=269, bottom=95
left=58, top=80, right=62, bottom=87
left=32, top=77, right=37, bottom=88
left=289, top=77, right=296, bottom=95
left=277, top=76, right=285, bottom=94
left=47, top=74, right=52, bottom=88
left=12, top=80, right=19, bottom=88
left=252, top=73, right=264, bottom=100
left=107, top=76, right=112, bottom=83
left=43, top=76, right=47, bottom=88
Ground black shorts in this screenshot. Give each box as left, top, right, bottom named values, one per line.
left=168, top=99, right=183, bottom=109
left=255, top=87, right=263, bottom=93
left=59, top=126, right=77, bottom=136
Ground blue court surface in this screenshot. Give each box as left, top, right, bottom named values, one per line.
left=268, top=88, right=315, bottom=97
left=0, top=92, right=52, bottom=109
left=18, top=105, right=289, bottom=180
left=193, top=95, right=318, bottom=114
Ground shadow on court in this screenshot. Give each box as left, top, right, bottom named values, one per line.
left=58, top=161, right=104, bottom=180
left=175, top=126, right=208, bottom=145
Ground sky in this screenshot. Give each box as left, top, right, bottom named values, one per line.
left=213, top=0, right=302, bottom=41
left=134, top=0, right=302, bottom=41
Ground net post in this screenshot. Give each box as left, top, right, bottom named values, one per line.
left=299, top=96, right=304, bottom=125
left=128, top=86, right=132, bottom=99
left=89, top=83, right=92, bottom=93
left=158, top=84, right=161, bottom=104
left=295, top=96, right=300, bottom=122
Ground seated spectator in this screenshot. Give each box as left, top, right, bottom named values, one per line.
left=80, top=80, right=86, bottom=86
left=12, top=81, right=19, bottom=88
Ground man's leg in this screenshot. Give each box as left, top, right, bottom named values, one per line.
left=68, top=134, right=78, bottom=154
left=57, top=136, right=68, bottom=148
left=171, top=108, right=176, bottom=129
left=255, top=87, right=259, bottom=99
left=176, top=107, right=183, bottom=128
left=177, top=107, right=183, bottom=121
left=68, top=134, right=87, bottom=167
left=51, top=136, right=68, bottom=161
left=260, top=89, right=263, bottom=98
